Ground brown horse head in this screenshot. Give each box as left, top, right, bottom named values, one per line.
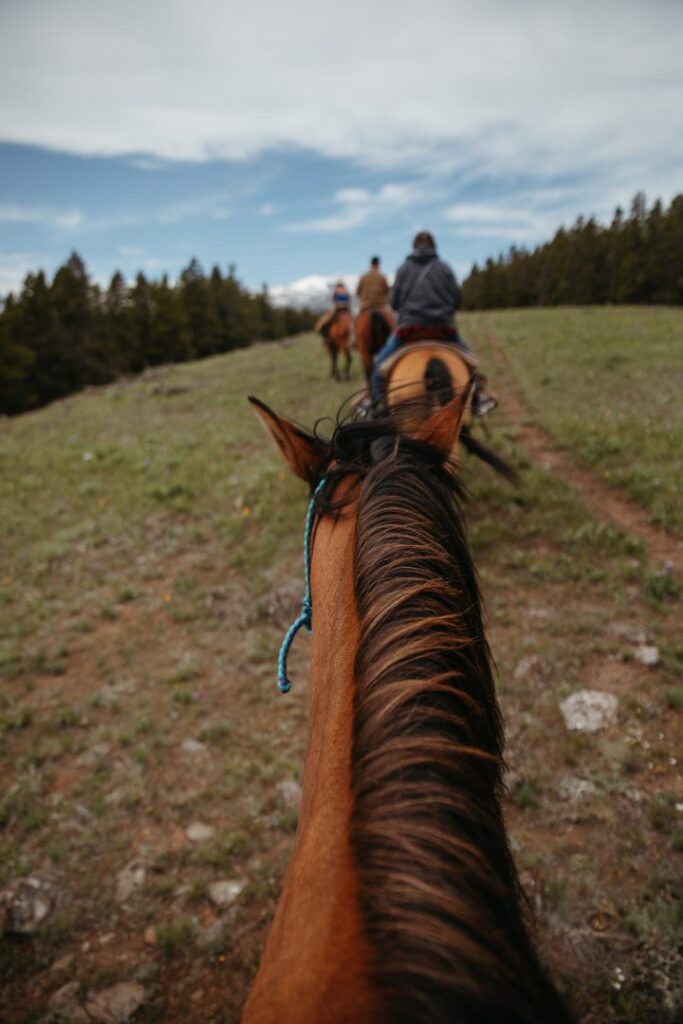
left=244, top=396, right=572, bottom=1024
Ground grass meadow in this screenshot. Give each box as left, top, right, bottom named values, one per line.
left=466, top=306, right=683, bottom=533
left=0, top=310, right=681, bottom=1023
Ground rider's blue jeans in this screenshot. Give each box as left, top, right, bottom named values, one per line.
left=371, top=330, right=472, bottom=401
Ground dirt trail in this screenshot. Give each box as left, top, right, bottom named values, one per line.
left=485, top=326, right=683, bottom=571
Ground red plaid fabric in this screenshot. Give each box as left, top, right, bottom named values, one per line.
left=395, top=324, right=459, bottom=344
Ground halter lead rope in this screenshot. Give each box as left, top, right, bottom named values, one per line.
left=277, top=478, right=326, bottom=694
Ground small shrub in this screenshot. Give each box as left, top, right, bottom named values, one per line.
left=512, top=780, right=541, bottom=811
left=644, top=572, right=680, bottom=603
left=664, top=687, right=683, bottom=711
left=0, top=706, right=32, bottom=732
left=157, top=916, right=194, bottom=958
left=199, top=721, right=232, bottom=744
left=171, top=686, right=194, bottom=706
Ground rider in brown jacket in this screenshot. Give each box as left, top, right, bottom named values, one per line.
left=356, top=256, right=390, bottom=310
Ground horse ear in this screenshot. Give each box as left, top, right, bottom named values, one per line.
left=413, top=391, right=469, bottom=455
left=248, top=396, right=328, bottom=483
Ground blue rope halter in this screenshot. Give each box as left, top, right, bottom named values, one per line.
left=277, top=478, right=326, bottom=694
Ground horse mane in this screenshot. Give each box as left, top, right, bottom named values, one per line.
left=315, top=411, right=572, bottom=1024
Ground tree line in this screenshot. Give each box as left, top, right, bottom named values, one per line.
left=0, top=253, right=316, bottom=415
left=462, top=192, right=683, bottom=309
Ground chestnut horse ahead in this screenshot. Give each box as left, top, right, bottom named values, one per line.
left=244, top=394, right=572, bottom=1024
left=354, top=306, right=394, bottom=385
left=316, top=310, right=353, bottom=381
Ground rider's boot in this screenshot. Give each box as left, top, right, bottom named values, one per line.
left=472, top=373, right=498, bottom=417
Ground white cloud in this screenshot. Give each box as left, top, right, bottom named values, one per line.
left=446, top=204, right=532, bottom=226
left=444, top=201, right=558, bottom=242
left=0, top=203, right=84, bottom=229
left=0, top=0, right=680, bottom=208
left=125, top=156, right=171, bottom=172
left=0, top=252, right=49, bottom=297
left=285, top=181, right=429, bottom=233
left=441, top=176, right=648, bottom=245
left=258, top=203, right=279, bottom=217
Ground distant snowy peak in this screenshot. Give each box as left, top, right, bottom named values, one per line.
left=269, top=273, right=359, bottom=311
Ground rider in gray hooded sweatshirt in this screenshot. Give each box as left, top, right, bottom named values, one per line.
left=371, top=230, right=469, bottom=398
left=390, top=232, right=463, bottom=326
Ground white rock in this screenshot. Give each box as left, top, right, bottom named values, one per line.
left=557, top=776, right=598, bottom=803
left=85, top=981, right=145, bottom=1023
left=528, top=607, right=551, bottom=621
left=197, top=919, right=229, bottom=949
left=0, top=877, right=56, bottom=934
left=634, top=645, right=659, bottom=666
left=186, top=822, right=214, bottom=843
left=77, top=742, right=111, bottom=767
left=560, top=690, right=618, bottom=733
left=47, top=982, right=89, bottom=1023
left=513, top=655, right=543, bottom=680
left=277, top=779, right=302, bottom=808
left=208, top=879, right=245, bottom=909
left=608, top=622, right=647, bottom=645
left=115, top=860, right=146, bottom=903
left=181, top=738, right=208, bottom=755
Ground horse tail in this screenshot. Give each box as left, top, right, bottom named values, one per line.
left=370, top=310, right=391, bottom=354
left=460, top=426, right=519, bottom=483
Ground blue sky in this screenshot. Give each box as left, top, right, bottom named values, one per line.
left=1, top=0, right=682, bottom=302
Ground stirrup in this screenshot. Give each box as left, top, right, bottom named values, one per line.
left=475, top=394, right=498, bottom=417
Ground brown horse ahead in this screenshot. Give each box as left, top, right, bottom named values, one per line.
left=354, top=307, right=395, bottom=384
left=381, top=340, right=517, bottom=480
left=244, top=395, right=573, bottom=1024
left=316, top=310, right=353, bottom=380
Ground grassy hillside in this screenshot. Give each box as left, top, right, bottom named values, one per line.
left=1, top=316, right=681, bottom=1023
left=463, top=307, right=683, bottom=533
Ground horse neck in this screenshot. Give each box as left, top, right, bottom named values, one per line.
left=351, top=457, right=571, bottom=1024
left=242, top=493, right=379, bottom=1024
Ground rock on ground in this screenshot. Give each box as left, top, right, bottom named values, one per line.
left=115, top=860, right=146, bottom=903
left=208, top=879, right=245, bottom=909
left=608, top=622, right=648, bottom=645
left=557, top=776, right=598, bottom=804
left=45, top=982, right=89, bottom=1023
left=277, top=778, right=302, bottom=808
left=186, top=822, right=215, bottom=842
left=180, top=738, right=208, bottom=755
left=0, top=877, right=57, bottom=934
left=634, top=644, right=659, bottom=666
left=513, top=654, right=544, bottom=681
left=560, top=690, right=618, bottom=733
left=85, top=981, right=146, bottom=1023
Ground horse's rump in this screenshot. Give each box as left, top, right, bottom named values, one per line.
left=324, top=310, right=351, bottom=347
left=383, top=341, right=475, bottom=425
